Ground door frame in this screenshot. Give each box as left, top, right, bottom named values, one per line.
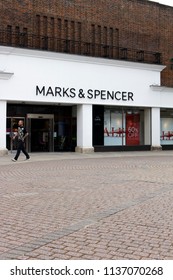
left=26, top=114, right=54, bottom=152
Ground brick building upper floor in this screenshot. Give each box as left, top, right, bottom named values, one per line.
left=0, top=0, right=173, bottom=86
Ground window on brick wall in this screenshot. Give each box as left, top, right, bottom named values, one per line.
left=14, top=26, right=28, bottom=48
left=113, top=28, right=119, bottom=58
left=36, top=15, right=40, bottom=36
left=97, top=25, right=101, bottom=56
left=43, top=16, right=48, bottom=35
left=103, top=26, right=108, bottom=57
left=76, top=22, right=81, bottom=54
left=70, top=21, right=75, bottom=52
left=64, top=20, right=68, bottom=38
left=77, top=22, right=81, bottom=40
left=50, top=17, right=55, bottom=50
left=169, top=58, right=173, bottom=70
left=15, top=26, right=20, bottom=46
left=35, top=15, right=41, bottom=49
left=50, top=17, right=55, bottom=36
left=64, top=20, right=69, bottom=52
left=42, top=16, right=48, bottom=50
left=91, top=24, right=95, bottom=56
left=7, top=25, right=12, bottom=46
left=103, top=26, right=107, bottom=44
left=21, top=28, right=28, bottom=47
left=57, top=18, right=62, bottom=51
left=109, top=27, right=114, bottom=58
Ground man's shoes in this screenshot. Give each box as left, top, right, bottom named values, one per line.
left=11, top=158, right=17, bottom=162
left=25, top=157, right=30, bottom=161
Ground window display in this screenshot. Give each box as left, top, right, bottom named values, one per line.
left=104, top=109, right=125, bottom=146
left=104, top=107, right=144, bottom=146
left=160, top=110, right=173, bottom=145
left=126, top=112, right=140, bottom=145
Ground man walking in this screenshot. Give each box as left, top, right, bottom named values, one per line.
left=11, top=120, right=30, bottom=162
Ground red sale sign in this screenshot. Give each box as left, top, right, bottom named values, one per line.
left=126, top=113, right=140, bottom=145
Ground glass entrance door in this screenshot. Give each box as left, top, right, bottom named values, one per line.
left=27, top=114, right=54, bottom=152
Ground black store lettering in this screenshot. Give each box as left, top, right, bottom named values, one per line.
left=122, top=91, right=127, bottom=101
left=115, top=91, right=121, bottom=100
left=55, top=87, right=62, bottom=97
left=36, top=86, right=134, bottom=101
left=128, top=92, right=134, bottom=101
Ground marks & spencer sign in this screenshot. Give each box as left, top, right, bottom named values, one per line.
left=36, top=86, right=134, bottom=102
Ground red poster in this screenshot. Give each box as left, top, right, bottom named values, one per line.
left=126, top=113, right=140, bottom=145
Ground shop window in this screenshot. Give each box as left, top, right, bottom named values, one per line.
left=160, top=109, right=173, bottom=145
left=104, top=109, right=125, bottom=146
left=104, top=108, right=144, bottom=146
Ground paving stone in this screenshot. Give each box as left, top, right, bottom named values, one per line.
left=1, top=151, right=173, bottom=259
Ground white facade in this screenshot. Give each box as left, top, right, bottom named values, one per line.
left=1, top=46, right=173, bottom=155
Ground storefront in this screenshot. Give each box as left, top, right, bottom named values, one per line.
left=6, top=104, right=76, bottom=153
left=93, top=105, right=147, bottom=151
left=1, top=45, right=173, bottom=155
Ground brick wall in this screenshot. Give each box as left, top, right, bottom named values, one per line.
left=0, top=0, right=173, bottom=86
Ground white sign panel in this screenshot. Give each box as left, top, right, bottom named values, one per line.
left=0, top=46, right=167, bottom=107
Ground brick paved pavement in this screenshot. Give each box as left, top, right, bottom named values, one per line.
left=1, top=151, right=173, bottom=260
